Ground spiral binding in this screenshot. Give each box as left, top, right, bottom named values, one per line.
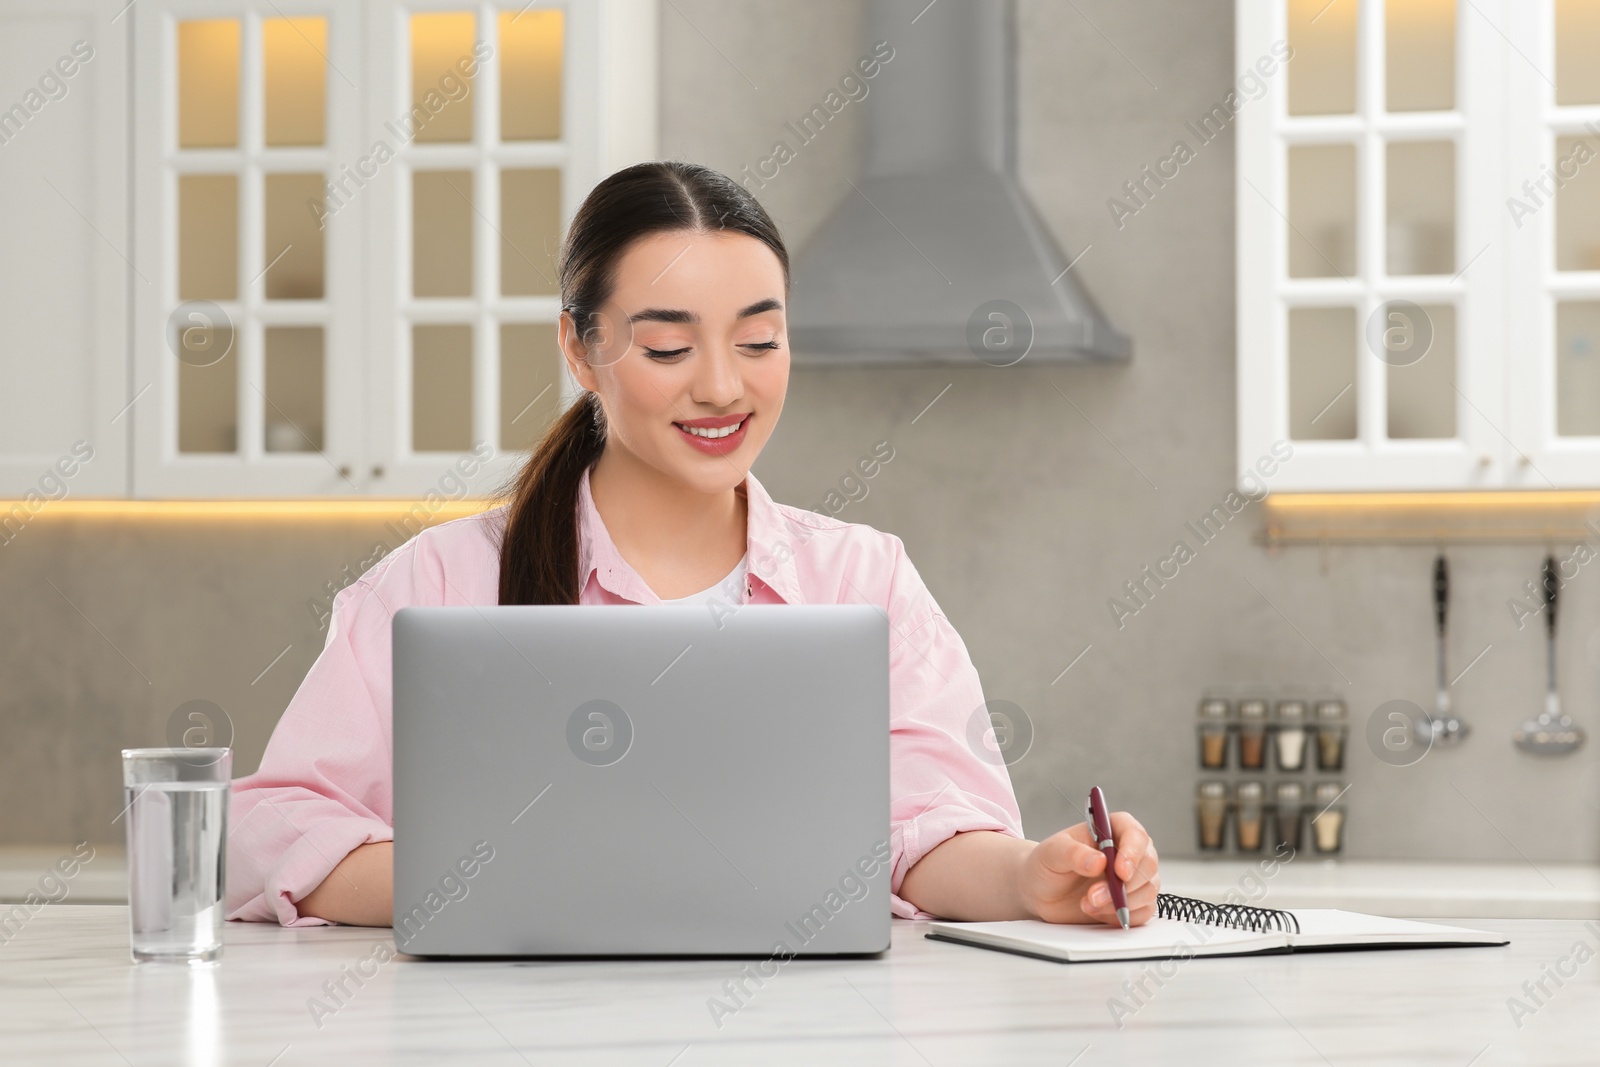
left=1156, top=893, right=1301, bottom=935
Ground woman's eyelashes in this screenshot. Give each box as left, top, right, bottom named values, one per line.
left=641, top=340, right=783, bottom=360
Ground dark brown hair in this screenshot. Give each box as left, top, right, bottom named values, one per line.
left=497, top=161, right=790, bottom=605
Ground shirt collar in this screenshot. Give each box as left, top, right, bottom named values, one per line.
left=576, top=463, right=807, bottom=605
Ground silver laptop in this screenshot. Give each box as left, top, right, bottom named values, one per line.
left=391, top=604, right=890, bottom=957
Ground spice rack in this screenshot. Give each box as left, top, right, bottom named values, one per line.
left=1194, top=694, right=1347, bottom=857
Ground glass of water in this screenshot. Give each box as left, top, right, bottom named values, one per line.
left=121, top=747, right=231, bottom=963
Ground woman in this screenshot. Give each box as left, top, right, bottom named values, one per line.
left=226, top=161, right=1160, bottom=929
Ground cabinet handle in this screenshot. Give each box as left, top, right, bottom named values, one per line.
left=371, top=465, right=385, bottom=479
left=1478, top=455, right=1492, bottom=467
left=337, top=464, right=352, bottom=479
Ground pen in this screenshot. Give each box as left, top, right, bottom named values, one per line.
left=1086, top=785, right=1130, bottom=929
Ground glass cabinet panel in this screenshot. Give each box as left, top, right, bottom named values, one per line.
left=1288, top=144, right=1358, bottom=278
left=1556, top=301, right=1600, bottom=436
left=178, top=20, right=239, bottom=148
left=1386, top=303, right=1456, bottom=438
left=499, top=9, right=563, bottom=141
left=264, top=327, right=325, bottom=452
left=1289, top=306, right=1358, bottom=440
left=263, top=17, right=327, bottom=146
left=263, top=174, right=325, bottom=300
left=500, top=323, right=562, bottom=451
left=177, top=322, right=237, bottom=454
left=1555, top=134, right=1600, bottom=272
left=1386, top=0, right=1455, bottom=112
left=501, top=168, right=561, bottom=296
left=1556, top=0, right=1600, bottom=106
left=413, top=324, right=473, bottom=452
left=1288, top=0, right=1358, bottom=115
left=1386, top=140, right=1455, bottom=275
left=413, top=170, right=474, bottom=297
left=411, top=12, right=477, bottom=144
left=179, top=175, right=237, bottom=301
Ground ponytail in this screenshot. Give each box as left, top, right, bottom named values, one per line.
left=498, top=391, right=606, bottom=605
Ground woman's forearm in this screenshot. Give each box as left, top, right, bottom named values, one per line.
left=902, top=818, right=1163, bottom=926
left=295, top=841, right=394, bottom=927
left=898, top=830, right=1034, bottom=921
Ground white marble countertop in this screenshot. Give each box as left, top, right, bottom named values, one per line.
left=0, top=905, right=1594, bottom=1064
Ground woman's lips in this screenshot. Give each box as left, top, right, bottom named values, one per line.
left=674, top=415, right=749, bottom=455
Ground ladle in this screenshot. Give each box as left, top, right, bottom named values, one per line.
left=1514, top=555, right=1586, bottom=756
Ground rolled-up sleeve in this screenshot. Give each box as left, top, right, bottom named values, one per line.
left=881, top=536, right=1025, bottom=920
left=225, top=542, right=432, bottom=927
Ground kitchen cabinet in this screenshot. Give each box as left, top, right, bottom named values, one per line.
left=110, top=0, right=652, bottom=498
left=1236, top=0, right=1600, bottom=491
left=0, top=1, right=129, bottom=499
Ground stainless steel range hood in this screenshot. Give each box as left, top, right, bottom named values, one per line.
left=788, top=0, right=1129, bottom=364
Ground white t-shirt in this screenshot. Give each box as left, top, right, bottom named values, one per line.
left=658, top=553, right=748, bottom=606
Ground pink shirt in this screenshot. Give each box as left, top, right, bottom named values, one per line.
left=226, top=465, right=1024, bottom=926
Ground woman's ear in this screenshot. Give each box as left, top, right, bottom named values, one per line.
left=559, top=310, right=600, bottom=393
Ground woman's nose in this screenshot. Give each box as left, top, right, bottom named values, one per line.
left=693, top=345, right=744, bottom=407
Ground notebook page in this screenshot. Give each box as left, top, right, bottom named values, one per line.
left=927, top=916, right=1287, bottom=962
left=1287, top=910, right=1509, bottom=949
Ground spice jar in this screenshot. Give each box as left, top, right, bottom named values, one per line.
left=1312, top=781, right=1347, bottom=854
left=1272, top=780, right=1304, bottom=854
left=1314, top=700, right=1348, bottom=771
left=1235, top=781, right=1265, bottom=852
left=1273, top=699, right=1308, bottom=771
left=1197, top=698, right=1231, bottom=769
left=1196, top=780, right=1229, bottom=851
left=1237, top=699, right=1268, bottom=770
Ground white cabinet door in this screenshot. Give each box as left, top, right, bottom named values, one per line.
left=0, top=1, right=128, bottom=499
left=1504, top=0, right=1600, bottom=489
left=1238, top=0, right=1511, bottom=492
left=130, top=2, right=367, bottom=497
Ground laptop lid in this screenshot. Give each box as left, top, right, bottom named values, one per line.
left=392, top=604, right=890, bottom=957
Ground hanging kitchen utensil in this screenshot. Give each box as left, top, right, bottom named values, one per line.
left=1419, top=553, right=1468, bottom=745
left=1514, top=555, right=1586, bottom=756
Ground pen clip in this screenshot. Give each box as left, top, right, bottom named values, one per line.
left=1086, top=795, right=1112, bottom=849
left=1088, top=793, right=1113, bottom=851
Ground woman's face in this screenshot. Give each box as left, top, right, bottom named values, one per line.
left=562, top=229, right=789, bottom=495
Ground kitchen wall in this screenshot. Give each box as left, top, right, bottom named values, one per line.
left=5, top=0, right=1598, bottom=866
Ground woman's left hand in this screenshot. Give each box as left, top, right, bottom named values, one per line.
left=1015, top=812, right=1161, bottom=926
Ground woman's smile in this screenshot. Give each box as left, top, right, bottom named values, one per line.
left=673, top=412, right=751, bottom=454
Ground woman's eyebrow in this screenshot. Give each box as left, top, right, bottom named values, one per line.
left=628, top=298, right=784, bottom=325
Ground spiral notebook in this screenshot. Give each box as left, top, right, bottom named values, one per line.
left=925, top=893, right=1509, bottom=963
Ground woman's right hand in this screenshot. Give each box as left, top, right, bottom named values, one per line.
left=1015, top=813, right=1161, bottom=927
